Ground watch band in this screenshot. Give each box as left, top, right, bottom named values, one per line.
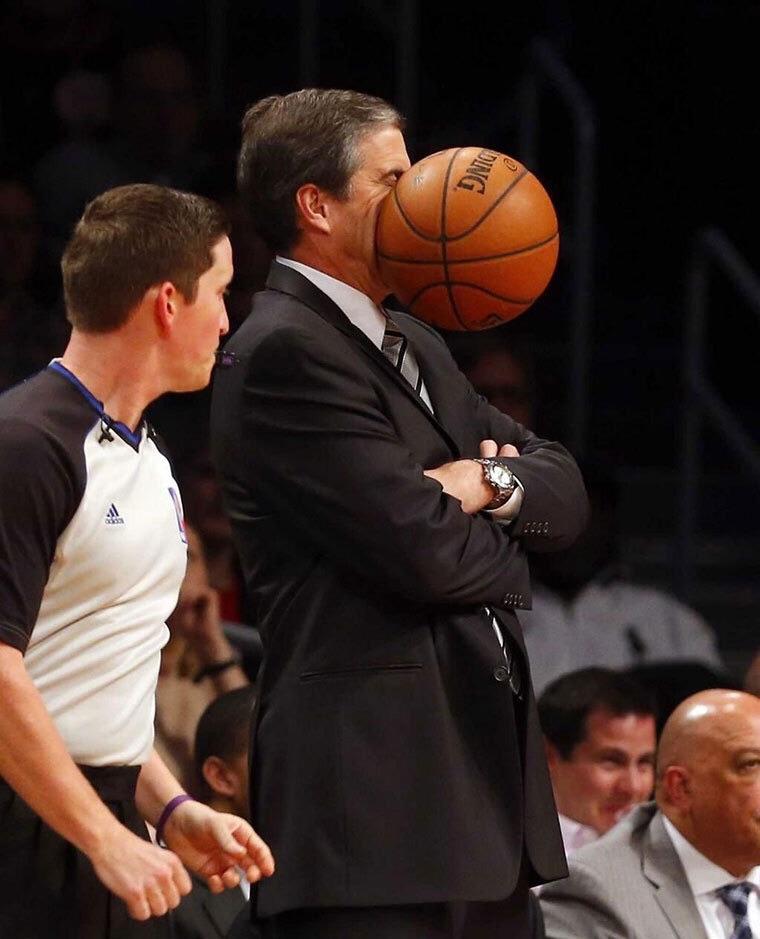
left=473, top=458, right=517, bottom=510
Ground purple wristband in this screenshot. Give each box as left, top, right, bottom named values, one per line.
left=155, top=793, right=194, bottom=847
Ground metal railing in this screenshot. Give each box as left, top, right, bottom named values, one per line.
left=677, top=226, right=760, bottom=597
left=518, top=38, right=597, bottom=458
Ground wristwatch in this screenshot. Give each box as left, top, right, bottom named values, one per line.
left=473, top=458, right=517, bottom=510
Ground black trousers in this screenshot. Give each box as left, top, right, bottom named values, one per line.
left=0, top=765, right=171, bottom=939
left=238, top=671, right=541, bottom=939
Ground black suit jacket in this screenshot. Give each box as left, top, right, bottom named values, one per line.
left=210, top=262, right=589, bottom=917
left=172, top=875, right=247, bottom=939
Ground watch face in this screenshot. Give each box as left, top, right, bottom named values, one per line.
left=491, top=464, right=513, bottom=488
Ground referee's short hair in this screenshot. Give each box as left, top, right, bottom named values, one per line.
left=538, top=667, right=657, bottom=760
left=193, top=685, right=256, bottom=800
left=62, top=183, right=229, bottom=333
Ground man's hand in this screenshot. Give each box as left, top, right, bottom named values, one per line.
left=162, top=800, right=275, bottom=894
left=479, top=439, right=520, bottom=459
left=424, top=439, right=520, bottom=514
left=0, top=647, right=196, bottom=922
left=89, top=823, right=191, bottom=920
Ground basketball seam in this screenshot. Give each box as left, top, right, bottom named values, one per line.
left=447, top=167, right=531, bottom=242
left=391, top=179, right=442, bottom=243
left=407, top=280, right=537, bottom=306
left=441, top=149, right=467, bottom=329
left=376, top=230, right=558, bottom=265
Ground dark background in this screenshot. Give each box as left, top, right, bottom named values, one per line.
left=1, top=0, right=757, bottom=670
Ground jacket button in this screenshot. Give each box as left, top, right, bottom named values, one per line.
left=493, top=665, right=509, bottom=682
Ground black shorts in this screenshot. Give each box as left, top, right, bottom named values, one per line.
left=0, top=764, right=171, bottom=939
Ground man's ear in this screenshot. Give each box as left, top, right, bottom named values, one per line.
left=660, top=765, right=691, bottom=809
left=544, top=740, right=562, bottom=769
left=294, top=183, right=331, bottom=235
left=202, top=755, right=236, bottom=798
left=153, top=282, right=179, bottom=337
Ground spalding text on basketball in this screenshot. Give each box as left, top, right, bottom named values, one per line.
left=455, top=149, right=502, bottom=195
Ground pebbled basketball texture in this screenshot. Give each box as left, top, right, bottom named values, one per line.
left=376, top=147, right=559, bottom=331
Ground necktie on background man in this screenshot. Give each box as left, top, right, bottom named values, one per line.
left=716, top=882, right=754, bottom=939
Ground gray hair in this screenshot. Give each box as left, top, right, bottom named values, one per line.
left=237, top=88, right=404, bottom=254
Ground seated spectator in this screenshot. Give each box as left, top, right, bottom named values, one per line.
left=155, top=523, right=248, bottom=789
left=172, top=686, right=257, bottom=938
left=0, top=177, right=67, bottom=390
left=520, top=462, right=725, bottom=694
left=446, top=329, right=537, bottom=429
left=538, top=667, right=657, bottom=857
left=540, top=689, right=760, bottom=938
left=35, top=42, right=209, bottom=259
left=178, top=447, right=251, bottom=625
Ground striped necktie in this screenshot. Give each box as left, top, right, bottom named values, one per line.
left=717, top=882, right=754, bottom=939
left=381, top=315, right=426, bottom=398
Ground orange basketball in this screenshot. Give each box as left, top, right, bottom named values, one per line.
left=376, top=147, right=559, bottom=330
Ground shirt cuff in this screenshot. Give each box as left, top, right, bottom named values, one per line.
left=488, top=474, right=524, bottom=521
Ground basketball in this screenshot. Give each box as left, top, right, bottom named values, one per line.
left=376, top=147, right=559, bottom=331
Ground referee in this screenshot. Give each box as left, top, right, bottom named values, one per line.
left=0, top=184, right=273, bottom=938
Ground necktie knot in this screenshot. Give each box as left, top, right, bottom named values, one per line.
left=381, top=316, right=408, bottom=366
left=717, top=881, right=754, bottom=939
left=381, top=314, right=426, bottom=403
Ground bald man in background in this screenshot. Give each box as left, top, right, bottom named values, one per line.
left=540, top=689, right=760, bottom=938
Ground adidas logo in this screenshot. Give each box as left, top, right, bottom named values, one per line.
left=105, top=503, right=125, bottom=526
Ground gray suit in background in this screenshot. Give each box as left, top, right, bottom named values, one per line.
left=540, top=803, right=708, bottom=939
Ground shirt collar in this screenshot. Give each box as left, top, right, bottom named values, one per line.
left=662, top=814, right=760, bottom=897
left=558, top=813, right=599, bottom=853
left=276, top=256, right=387, bottom=350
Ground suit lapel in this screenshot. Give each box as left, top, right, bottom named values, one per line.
left=266, top=263, right=460, bottom=457
left=642, top=812, right=709, bottom=939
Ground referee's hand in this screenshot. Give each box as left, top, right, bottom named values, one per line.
left=161, top=799, right=275, bottom=892
left=90, top=824, right=191, bottom=920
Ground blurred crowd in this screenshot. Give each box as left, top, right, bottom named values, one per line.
left=0, top=5, right=754, bottom=698
left=2, top=6, right=758, bottom=936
